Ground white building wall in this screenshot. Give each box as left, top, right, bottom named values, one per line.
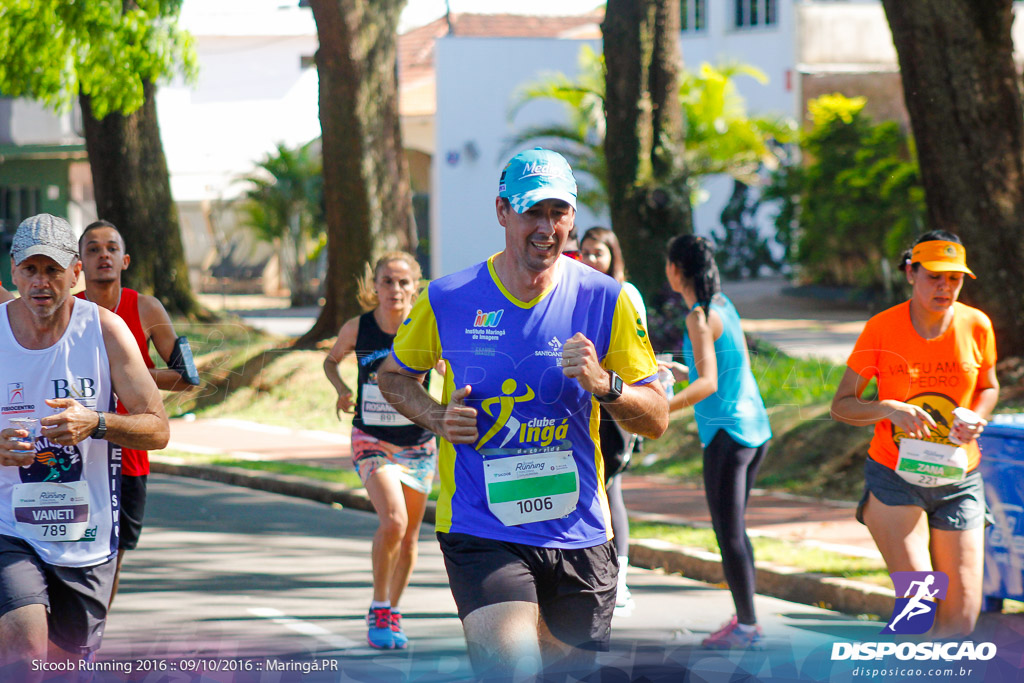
left=680, top=1, right=798, bottom=116
left=433, top=37, right=603, bottom=278
left=157, top=31, right=321, bottom=205
left=154, top=0, right=322, bottom=280
left=798, top=3, right=896, bottom=67
left=798, top=0, right=1024, bottom=64
left=8, top=100, right=79, bottom=145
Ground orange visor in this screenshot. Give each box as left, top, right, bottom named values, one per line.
left=911, top=240, right=975, bottom=279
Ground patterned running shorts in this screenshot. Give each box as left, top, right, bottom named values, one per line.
left=351, top=426, right=438, bottom=494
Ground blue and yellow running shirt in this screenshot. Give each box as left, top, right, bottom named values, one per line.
left=391, top=255, right=658, bottom=549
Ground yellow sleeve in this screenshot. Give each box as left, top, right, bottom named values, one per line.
left=391, top=288, right=442, bottom=373
left=602, top=287, right=658, bottom=385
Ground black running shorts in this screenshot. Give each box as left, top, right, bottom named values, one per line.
left=118, top=474, right=148, bottom=550
left=437, top=532, right=617, bottom=651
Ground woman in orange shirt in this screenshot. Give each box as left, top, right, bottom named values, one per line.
left=831, top=231, right=998, bottom=638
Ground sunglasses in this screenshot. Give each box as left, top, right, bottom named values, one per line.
left=562, top=250, right=582, bottom=261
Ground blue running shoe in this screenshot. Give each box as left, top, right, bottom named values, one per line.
left=367, top=607, right=395, bottom=649
left=390, top=610, right=408, bottom=649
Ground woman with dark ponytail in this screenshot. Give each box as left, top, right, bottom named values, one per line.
left=661, top=234, right=772, bottom=649
left=831, top=230, right=997, bottom=638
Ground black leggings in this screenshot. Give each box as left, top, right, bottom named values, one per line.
left=703, top=430, right=769, bottom=625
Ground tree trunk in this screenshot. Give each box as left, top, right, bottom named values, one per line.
left=80, top=82, right=204, bottom=319
left=882, top=0, right=1024, bottom=355
left=602, top=0, right=692, bottom=300
left=300, top=0, right=414, bottom=346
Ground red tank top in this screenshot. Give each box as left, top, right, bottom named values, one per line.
left=76, top=288, right=154, bottom=476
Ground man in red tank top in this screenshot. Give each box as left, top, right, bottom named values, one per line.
left=77, top=220, right=194, bottom=607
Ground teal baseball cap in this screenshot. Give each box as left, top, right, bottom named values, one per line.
left=498, top=147, right=577, bottom=213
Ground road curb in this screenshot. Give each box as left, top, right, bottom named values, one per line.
left=151, top=459, right=892, bottom=618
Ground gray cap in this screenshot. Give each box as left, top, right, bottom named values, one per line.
left=11, top=214, right=79, bottom=268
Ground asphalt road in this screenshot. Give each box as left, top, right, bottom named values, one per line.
left=87, top=475, right=1017, bottom=683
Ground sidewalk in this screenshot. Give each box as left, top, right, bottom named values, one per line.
left=166, top=417, right=875, bottom=555
left=161, top=417, right=890, bottom=615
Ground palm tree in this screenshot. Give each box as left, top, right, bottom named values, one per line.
left=505, top=47, right=795, bottom=214
left=239, top=141, right=324, bottom=307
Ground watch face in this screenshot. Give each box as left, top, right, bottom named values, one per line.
left=612, top=374, right=624, bottom=394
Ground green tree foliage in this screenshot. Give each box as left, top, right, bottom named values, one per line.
left=240, top=142, right=325, bottom=308
left=0, top=0, right=197, bottom=118
left=0, top=0, right=203, bottom=318
left=507, top=48, right=794, bottom=214
left=679, top=63, right=794, bottom=189
left=766, top=94, right=925, bottom=293
left=506, top=46, right=609, bottom=212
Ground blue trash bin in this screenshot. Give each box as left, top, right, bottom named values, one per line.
left=978, top=415, right=1024, bottom=612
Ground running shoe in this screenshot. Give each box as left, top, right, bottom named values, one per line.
left=390, top=610, right=408, bottom=649
left=701, top=616, right=764, bottom=650
left=367, top=607, right=395, bottom=649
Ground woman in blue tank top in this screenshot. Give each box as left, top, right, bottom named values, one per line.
left=660, top=234, right=772, bottom=649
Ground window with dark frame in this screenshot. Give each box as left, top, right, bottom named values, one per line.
left=735, top=0, right=778, bottom=29
left=0, top=186, right=42, bottom=233
left=681, top=0, right=707, bottom=33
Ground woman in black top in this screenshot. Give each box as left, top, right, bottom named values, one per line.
left=324, top=252, right=437, bottom=650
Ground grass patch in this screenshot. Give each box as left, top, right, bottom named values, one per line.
left=631, top=522, right=890, bottom=587
left=749, top=339, right=846, bottom=409
left=635, top=340, right=858, bottom=495
left=194, top=348, right=348, bottom=431
left=163, top=319, right=290, bottom=419
left=168, top=321, right=444, bottom=433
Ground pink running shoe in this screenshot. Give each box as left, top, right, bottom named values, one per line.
left=701, top=616, right=764, bottom=650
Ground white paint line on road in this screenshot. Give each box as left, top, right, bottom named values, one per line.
left=248, top=607, right=360, bottom=651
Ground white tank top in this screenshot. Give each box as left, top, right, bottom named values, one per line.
left=0, top=299, right=119, bottom=567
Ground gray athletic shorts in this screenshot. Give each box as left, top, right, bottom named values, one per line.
left=0, top=535, right=117, bottom=654
left=856, top=457, right=990, bottom=531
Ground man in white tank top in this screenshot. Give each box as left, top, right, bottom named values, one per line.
left=0, top=215, right=169, bottom=680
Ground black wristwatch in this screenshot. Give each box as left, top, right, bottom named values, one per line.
left=90, top=412, right=107, bottom=440
left=595, top=371, right=624, bottom=403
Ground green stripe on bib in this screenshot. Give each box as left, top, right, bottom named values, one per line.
left=896, top=458, right=965, bottom=480
left=487, top=473, right=578, bottom=504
